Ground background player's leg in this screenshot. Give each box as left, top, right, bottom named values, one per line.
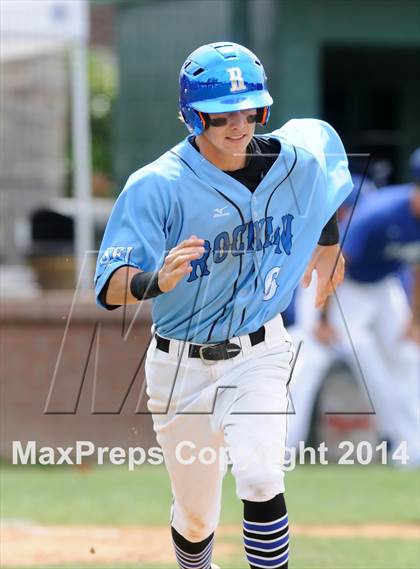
left=287, top=325, right=332, bottom=449
left=374, top=277, right=420, bottom=464
left=287, top=277, right=335, bottom=449
left=329, top=279, right=406, bottom=445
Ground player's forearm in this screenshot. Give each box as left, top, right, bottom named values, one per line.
left=105, top=266, right=141, bottom=305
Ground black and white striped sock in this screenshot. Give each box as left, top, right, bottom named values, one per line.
left=243, top=494, right=289, bottom=569
left=171, top=526, right=214, bottom=569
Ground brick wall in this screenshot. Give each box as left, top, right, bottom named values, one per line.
left=0, top=292, right=157, bottom=462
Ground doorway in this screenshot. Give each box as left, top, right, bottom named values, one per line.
left=322, top=46, right=420, bottom=184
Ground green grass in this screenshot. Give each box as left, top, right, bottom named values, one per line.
left=1, top=463, right=419, bottom=525
left=217, top=535, right=420, bottom=569
left=1, top=464, right=419, bottom=569
left=287, top=464, right=420, bottom=524
left=1, top=464, right=173, bottom=525
left=289, top=537, right=420, bottom=569
left=217, top=536, right=420, bottom=569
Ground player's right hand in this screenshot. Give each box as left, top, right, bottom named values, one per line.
left=158, top=235, right=205, bottom=292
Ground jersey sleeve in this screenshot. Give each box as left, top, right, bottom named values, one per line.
left=274, top=118, right=353, bottom=222
left=94, top=171, right=172, bottom=309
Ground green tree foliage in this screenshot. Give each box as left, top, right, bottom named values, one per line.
left=89, top=48, right=117, bottom=194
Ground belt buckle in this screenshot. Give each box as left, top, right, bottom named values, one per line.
left=199, top=344, right=218, bottom=366
left=199, top=342, right=242, bottom=365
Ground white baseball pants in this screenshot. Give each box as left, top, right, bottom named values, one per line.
left=145, top=314, right=294, bottom=542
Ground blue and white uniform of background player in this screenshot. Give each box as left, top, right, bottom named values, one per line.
left=330, top=152, right=420, bottom=464
left=288, top=152, right=420, bottom=466
left=286, top=174, right=376, bottom=449
left=95, top=42, right=352, bottom=569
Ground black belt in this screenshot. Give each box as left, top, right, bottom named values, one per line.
left=155, top=325, right=266, bottom=362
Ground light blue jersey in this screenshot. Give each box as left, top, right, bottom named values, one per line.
left=95, top=119, right=352, bottom=342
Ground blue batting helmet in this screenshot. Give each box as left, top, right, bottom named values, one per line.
left=409, top=147, right=420, bottom=183
left=179, top=41, right=273, bottom=135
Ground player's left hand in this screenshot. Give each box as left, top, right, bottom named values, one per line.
left=301, top=244, right=345, bottom=308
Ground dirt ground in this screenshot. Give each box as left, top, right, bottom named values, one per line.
left=1, top=522, right=419, bottom=566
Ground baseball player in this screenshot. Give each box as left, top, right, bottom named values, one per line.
left=286, top=174, right=377, bottom=449
left=329, top=152, right=420, bottom=463
left=95, top=42, right=352, bottom=569
left=289, top=154, right=420, bottom=465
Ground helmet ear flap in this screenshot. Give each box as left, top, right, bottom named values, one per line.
left=181, top=107, right=208, bottom=135
left=197, top=111, right=210, bottom=131
left=256, top=106, right=270, bottom=126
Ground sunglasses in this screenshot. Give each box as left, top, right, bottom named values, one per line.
left=206, top=114, right=258, bottom=127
